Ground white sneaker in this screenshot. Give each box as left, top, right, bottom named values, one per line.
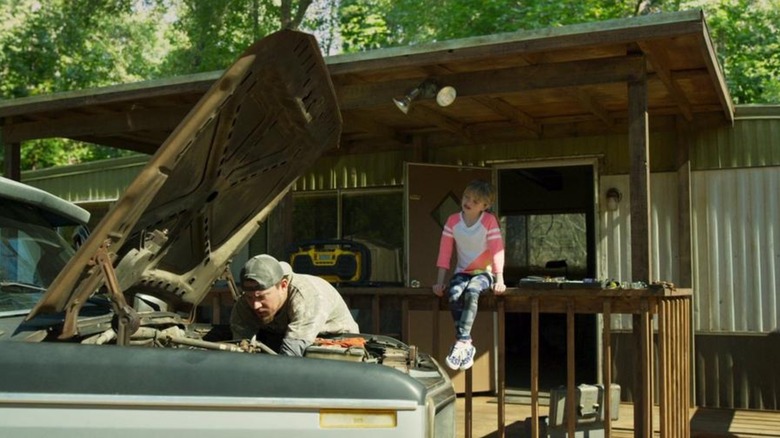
left=445, top=340, right=471, bottom=370
left=445, top=342, right=461, bottom=370
left=459, top=344, right=476, bottom=370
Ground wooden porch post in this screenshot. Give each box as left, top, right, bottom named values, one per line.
left=675, top=116, right=693, bottom=290
left=2, top=130, right=21, bottom=181
left=629, top=60, right=653, bottom=438
left=676, top=116, right=697, bottom=410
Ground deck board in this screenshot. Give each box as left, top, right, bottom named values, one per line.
left=456, top=396, right=780, bottom=438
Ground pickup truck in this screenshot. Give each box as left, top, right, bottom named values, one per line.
left=0, top=29, right=456, bottom=438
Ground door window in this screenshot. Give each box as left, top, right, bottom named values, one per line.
left=502, top=213, right=588, bottom=281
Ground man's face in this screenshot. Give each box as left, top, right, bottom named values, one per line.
left=242, top=278, right=288, bottom=324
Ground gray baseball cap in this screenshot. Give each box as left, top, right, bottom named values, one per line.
left=241, top=254, right=291, bottom=291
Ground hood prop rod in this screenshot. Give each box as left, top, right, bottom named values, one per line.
left=221, top=264, right=241, bottom=302
left=96, top=241, right=140, bottom=346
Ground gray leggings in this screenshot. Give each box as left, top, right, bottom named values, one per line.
left=447, top=272, right=493, bottom=341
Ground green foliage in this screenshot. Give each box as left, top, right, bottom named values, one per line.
left=160, top=0, right=274, bottom=74
left=159, top=0, right=320, bottom=74
left=337, top=0, right=689, bottom=50
left=1, top=0, right=172, bottom=170
left=0, top=0, right=167, bottom=98
left=20, top=139, right=137, bottom=171
left=703, top=0, right=780, bottom=104
left=338, top=0, right=393, bottom=52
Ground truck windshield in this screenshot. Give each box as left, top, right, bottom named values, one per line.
left=0, top=201, right=76, bottom=313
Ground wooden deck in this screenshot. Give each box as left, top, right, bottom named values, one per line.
left=456, top=396, right=780, bottom=438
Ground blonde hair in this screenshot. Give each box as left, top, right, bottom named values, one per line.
left=464, top=179, right=495, bottom=205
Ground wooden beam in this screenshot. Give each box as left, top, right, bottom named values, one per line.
left=74, top=135, right=161, bottom=155
left=3, top=106, right=192, bottom=143
left=497, top=298, right=507, bottom=438
left=343, top=112, right=410, bottom=145
left=337, top=55, right=646, bottom=110
left=637, top=41, right=694, bottom=121
left=635, top=301, right=654, bottom=438
left=695, top=30, right=734, bottom=122
left=2, top=137, right=21, bottom=181
left=472, top=96, right=541, bottom=136
left=409, top=105, right=474, bottom=143
left=566, top=300, right=576, bottom=438
left=602, top=301, right=613, bottom=438
left=628, top=59, right=652, bottom=438
left=0, top=72, right=215, bottom=119
left=629, top=67, right=651, bottom=283
left=575, top=88, right=615, bottom=127
left=675, top=116, right=692, bottom=289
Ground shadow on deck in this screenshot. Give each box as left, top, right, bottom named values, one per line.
left=457, top=396, right=780, bottom=438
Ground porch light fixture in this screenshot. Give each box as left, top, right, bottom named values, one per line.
left=606, top=187, right=622, bottom=212
left=393, top=79, right=457, bottom=114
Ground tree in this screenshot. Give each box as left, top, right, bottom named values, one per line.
left=1, top=0, right=168, bottom=98
left=338, top=0, right=643, bottom=50
left=702, top=0, right=780, bottom=103
left=160, top=0, right=320, bottom=75
left=337, top=0, right=779, bottom=104
left=1, top=0, right=173, bottom=169
left=338, top=0, right=393, bottom=51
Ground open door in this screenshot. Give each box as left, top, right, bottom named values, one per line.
left=405, top=163, right=494, bottom=393
left=496, top=161, right=598, bottom=392
left=405, top=163, right=493, bottom=287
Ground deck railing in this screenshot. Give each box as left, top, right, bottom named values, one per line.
left=339, top=285, right=693, bottom=438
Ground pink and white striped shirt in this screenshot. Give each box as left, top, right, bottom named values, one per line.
left=436, top=211, right=505, bottom=275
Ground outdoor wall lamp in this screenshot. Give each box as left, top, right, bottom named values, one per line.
left=606, top=187, right=622, bottom=212
left=393, top=79, right=457, bottom=114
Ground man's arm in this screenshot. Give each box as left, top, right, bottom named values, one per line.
left=279, top=287, right=329, bottom=356
left=279, top=338, right=310, bottom=356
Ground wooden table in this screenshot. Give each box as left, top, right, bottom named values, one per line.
left=339, top=284, right=692, bottom=438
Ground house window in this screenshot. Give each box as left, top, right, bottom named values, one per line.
left=291, top=189, right=404, bottom=280
left=342, top=191, right=403, bottom=249
left=291, top=192, right=338, bottom=242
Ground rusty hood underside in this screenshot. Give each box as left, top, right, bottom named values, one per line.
left=27, top=30, right=342, bottom=338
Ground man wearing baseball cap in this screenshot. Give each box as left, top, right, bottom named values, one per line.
left=230, top=254, right=359, bottom=356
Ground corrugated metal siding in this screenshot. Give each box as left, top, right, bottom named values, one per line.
left=22, top=150, right=409, bottom=198
left=691, top=167, right=780, bottom=333
left=599, top=167, right=780, bottom=334
left=21, top=155, right=149, bottom=203
left=598, top=172, right=680, bottom=330
left=695, top=333, right=780, bottom=409
left=613, top=331, right=779, bottom=410
left=293, top=150, right=409, bottom=191
left=692, top=106, right=780, bottom=170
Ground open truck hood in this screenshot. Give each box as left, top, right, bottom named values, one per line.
left=27, top=30, right=341, bottom=338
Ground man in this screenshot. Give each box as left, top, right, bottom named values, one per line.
left=230, top=254, right=359, bottom=356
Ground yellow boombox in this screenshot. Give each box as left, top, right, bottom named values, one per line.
left=287, top=240, right=371, bottom=285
